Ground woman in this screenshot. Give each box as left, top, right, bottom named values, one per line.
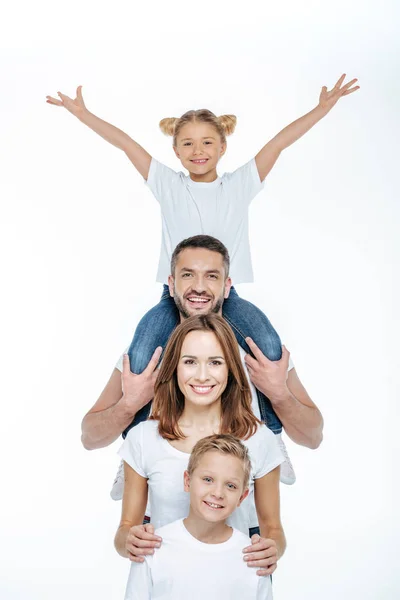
left=115, top=313, right=286, bottom=574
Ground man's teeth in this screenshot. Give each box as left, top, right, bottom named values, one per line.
left=188, top=297, right=209, bottom=303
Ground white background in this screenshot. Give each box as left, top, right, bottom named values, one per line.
left=1, top=1, right=399, bottom=598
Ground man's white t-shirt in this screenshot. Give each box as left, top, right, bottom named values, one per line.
left=146, top=158, right=265, bottom=284
left=118, top=420, right=284, bottom=534
left=124, top=519, right=272, bottom=600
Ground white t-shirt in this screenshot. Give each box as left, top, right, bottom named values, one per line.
left=124, top=519, right=272, bottom=600
left=118, top=419, right=284, bottom=535
left=146, top=157, right=265, bottom=284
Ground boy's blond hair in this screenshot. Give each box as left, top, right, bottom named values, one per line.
left=187, top=434, right=251, bottom=489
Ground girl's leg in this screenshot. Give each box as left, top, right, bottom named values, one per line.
left=123, top=285, right=179, bottom=436
left=222, top=288, right=283, bottom=433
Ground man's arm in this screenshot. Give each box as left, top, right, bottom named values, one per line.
left=244, top=339, right=323, bottom=449
left=81, top=348, right=162, bottom=450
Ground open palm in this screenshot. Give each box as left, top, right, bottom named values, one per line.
left=46, top=85, right=86, bottom=117
left=319, top=74, right=359, bottom=110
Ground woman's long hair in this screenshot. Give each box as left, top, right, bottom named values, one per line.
left=150, top=314, right=260, bottom=441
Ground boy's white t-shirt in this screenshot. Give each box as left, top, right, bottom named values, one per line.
left=118, top=420, right=284, bottom=534
left=124, top=519, right=272, bottom=600
left=146, top=157, right=265, bottom=284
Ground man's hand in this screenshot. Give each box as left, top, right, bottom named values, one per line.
left=126, top=524, right=162, bottom=563
left=243, top=534, right=279, bottom=576
left=46, top=85, right=88, bottom=118
left=121, top=347, right=162, bottom=415
left=319, top=74, right=359, bottom=112
left=244, top=338, right=289, bottom=404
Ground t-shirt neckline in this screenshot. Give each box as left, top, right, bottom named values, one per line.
left=179, top=519, right=237, bottom=549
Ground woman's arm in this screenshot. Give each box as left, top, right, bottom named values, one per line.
left=255, top=74, right=359, bottom=181
left=46, top=86, right=152, bottom=179
left=243, top=467, right=286, bottom=576
left=114, top=462, right=149, bottom=558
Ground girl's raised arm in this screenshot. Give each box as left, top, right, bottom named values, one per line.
left=46, top=86, right=152, bottom=179
left=254, top=74, right=359, bottom=181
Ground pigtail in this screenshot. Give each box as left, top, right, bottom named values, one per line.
left=159, top=117, right=178, bottom=136
left=217, top=114, right=237, bottom=136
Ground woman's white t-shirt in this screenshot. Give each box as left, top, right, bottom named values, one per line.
left=124, top=519, right=272, bottom=600
left=119, top=420, right=284, bottom=535
left=146, top=157, right=265, bottom=284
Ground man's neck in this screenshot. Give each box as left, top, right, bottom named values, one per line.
left=183, top=513, right=232, bottom=544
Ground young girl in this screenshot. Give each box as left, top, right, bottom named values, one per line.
left=115, top=314, right=285, bottom=577
left=46, top=74, right=359, bottom=485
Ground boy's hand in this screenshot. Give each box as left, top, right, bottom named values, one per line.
left=243, top=535, right=278, bottom=576
left=126, top=524, right=162, bottom=563
left=46, top=85, right=87, bottom=118
left=244, top=339, right=289, bottom=404
left=319, top=74, right=360, bottom=112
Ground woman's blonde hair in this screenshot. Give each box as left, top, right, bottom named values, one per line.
left=159, top=109, right=237, bottom=146
left=150, top=314, right=260, bottom=441
left=187, top=434, right=251, bottom=489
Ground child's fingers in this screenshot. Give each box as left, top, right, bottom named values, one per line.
left=46, top=95, right=63, bottom=106
left=342, top=86, right=360, bottom=96
left=245, top=337, right=265, bottom=362
left=334, top=73, right=346, bottom=88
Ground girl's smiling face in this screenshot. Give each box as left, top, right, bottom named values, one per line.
left=174, top=122, right=226, bottom=182
left=177, top=330, right=229, bottom=408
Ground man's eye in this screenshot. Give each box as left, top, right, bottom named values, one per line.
left=182, top=273, right=192, bottom=278
left=208, top=274, right=218, bottom=279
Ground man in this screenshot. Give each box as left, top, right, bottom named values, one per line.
left=82, top=234, right=323, bottom=461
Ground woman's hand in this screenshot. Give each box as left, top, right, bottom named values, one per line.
left=243, top=534, right=278, bottom=576
left=46, top=85, right=87, bottom=118
left=319, top=74, right=359, bottom=111
left=126, top=523, right=162, bottom=563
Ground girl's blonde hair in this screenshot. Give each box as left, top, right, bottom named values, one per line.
left=159, top=109, right=237, bottom=146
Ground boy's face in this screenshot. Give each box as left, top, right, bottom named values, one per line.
left=184, top=451, right=249, bottom=523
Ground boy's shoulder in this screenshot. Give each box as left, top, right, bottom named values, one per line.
left=154, top=518, right=184, bottom=540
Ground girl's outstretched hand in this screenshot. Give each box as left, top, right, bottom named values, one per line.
left=319, top=74, right=359, bottom=111
left=46, top=85, right=87, bottom=118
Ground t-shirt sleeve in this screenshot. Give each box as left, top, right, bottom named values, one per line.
left=222, top=158, right=264, bottom=206
left=145, top=157, right=181, bottom=204
left=115, top=347, right=129, bottom=372
left=118, top=422, right=147, bottom=478
left=253, top=425, right=285, bottom=480
left=124, top=559, right=152, bottom=600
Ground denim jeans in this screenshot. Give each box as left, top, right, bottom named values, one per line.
left=123, top=286, right=283, bottom=438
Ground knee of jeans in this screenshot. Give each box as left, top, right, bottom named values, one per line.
left=128, top=346, right=151, bottom=375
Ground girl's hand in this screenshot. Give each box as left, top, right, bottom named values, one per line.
left=46, top=85, right=87, bottom=118
left=126, top=524, right=162, bottom=563
left=319, top=74, right=360, bottom=111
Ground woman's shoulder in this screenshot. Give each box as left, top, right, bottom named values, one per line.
left=245, top=424, right=279, bottom=450
left=125, top=419, right=160, bottom=443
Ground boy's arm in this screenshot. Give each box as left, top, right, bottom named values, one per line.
left=254, top=74, right=359, bottom=181
left=46, top=86, right=152, bottom=179
left=81, top=348, right=161, bottom=450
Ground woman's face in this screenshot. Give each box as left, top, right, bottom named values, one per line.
left=177, top=330, right=229, bottom=408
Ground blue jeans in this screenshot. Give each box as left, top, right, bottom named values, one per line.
left=123, top=286, right=283, bottom=438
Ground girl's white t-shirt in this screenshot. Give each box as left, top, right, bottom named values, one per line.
left=118, top=420, right=284, bottom=535
left=146, top=157, right=265, bottom=284
left=124, top=519, right=272, bottom=600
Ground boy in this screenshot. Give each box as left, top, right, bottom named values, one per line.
left=124, top=434, right=272, bottom=600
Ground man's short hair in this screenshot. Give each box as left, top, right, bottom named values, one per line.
left=170, top=235, right=230, bottom=277
left=187, top=434, right=251, bottom=489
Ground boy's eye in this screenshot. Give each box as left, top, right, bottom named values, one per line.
left=227, top=483, right=237, bottom=490
left=204, top=141, right=212, bottom=145
left=183, top=142, right=192, bottom=146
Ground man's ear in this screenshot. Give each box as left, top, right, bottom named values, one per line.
left=224, top=277, right=232, bottom=299
left=168, top=275, right=174, bottom=297
left=237, top=487, right=249, bottom=507
left=183, top=470, right=191, bottom=492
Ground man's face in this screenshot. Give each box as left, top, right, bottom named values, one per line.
left=168, top=248, right=232, bottom=320
left=184, top=452, right=249, bottom=523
